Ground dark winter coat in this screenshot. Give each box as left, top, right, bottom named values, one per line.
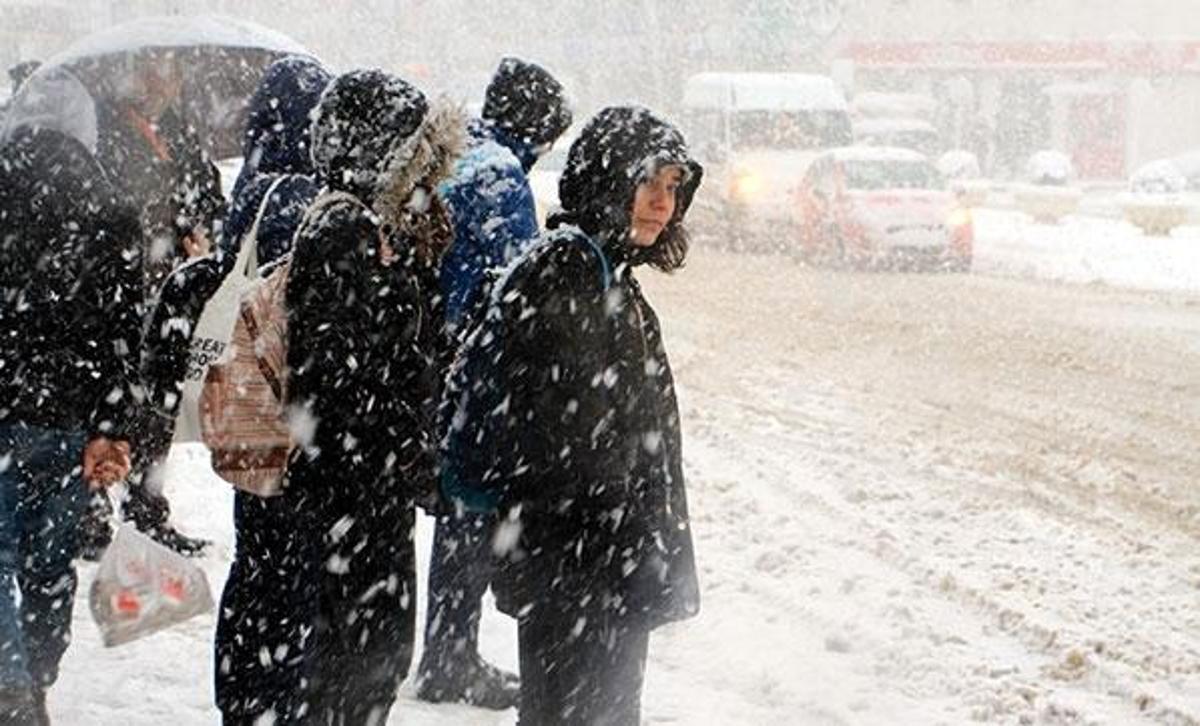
left=286, top=69, right=463, bottom=507
left=281, top=69, right=463, bottom=718
left=484, top=106, right=703, bottom=631
left=0, top=126, right=145, bottom=439
left=224, top=55, right=331, bottom=265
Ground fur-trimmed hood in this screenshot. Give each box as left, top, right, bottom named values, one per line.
left=372, top=99, right=465, bottom=229
left=309, top=69, right=465, bottom=229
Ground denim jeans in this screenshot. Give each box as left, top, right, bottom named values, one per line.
left=0, top=422, right=88, bottom=691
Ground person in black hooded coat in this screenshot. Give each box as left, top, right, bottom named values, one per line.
left=206, top=55, right=332, bottom=726
left=457, top=106, right=703, bottom=726
left=0, top=125, right=142, bottom=725
left=281, top=69, right=463, bottom=726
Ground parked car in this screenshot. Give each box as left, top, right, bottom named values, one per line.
left=852, top=117, right=942, bottom=157
left=937, top=150, right=989, bottom=207
left=794, top=146, right=973, bottom=271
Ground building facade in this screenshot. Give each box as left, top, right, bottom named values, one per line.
left=830, top=0, right=1200, bottom=178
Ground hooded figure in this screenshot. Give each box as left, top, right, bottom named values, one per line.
left=417, top=56, right=571, bottom=712
left=208, top=56, right=334, bottom=726
left=224, top=55, right=331, bottom=265
left=438, top=57, right=572, bottom=328
left=0, top=125, right=143, bottom=724
left=282, top=69, right=463, bottom=725
left=465, top=106, right=702, bottom=726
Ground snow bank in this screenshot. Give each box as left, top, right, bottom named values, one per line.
left=974, top=208, right=1200, bottom=293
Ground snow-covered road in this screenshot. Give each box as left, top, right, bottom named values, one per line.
left=51, top=227, right=1200, bottom=724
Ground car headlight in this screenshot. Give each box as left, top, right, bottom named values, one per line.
left=946, top=207, right=972, bottom=228
left=731, top=170, right=764, bottom=201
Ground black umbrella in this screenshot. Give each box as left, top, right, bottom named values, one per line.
left=4, top=14, right=315, bottom=159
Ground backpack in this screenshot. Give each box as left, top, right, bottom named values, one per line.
left=439, top=230, right=612, bottom=513
left=198, top=256, right=292, bottom=497
left=198, top=190, right=363, bottom=496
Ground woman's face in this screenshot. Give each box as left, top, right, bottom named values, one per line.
left=630, top=165, right=683, bottom=247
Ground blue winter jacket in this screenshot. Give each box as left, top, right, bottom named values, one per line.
left=222, top=56, right=331, bottom=266
left=438, top=119, right=541, bottom=329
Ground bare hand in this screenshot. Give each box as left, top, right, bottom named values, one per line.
left=83, top=437, right=132, bottom=490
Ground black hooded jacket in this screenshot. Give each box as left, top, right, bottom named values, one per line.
left=0, top=126, right=145, bottom=438
left=481, top=106, right=702, bottom=630
left=285, top=70, right=463, bottom=506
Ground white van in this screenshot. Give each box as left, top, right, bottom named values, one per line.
left=682, top=72, right=852, bottom=235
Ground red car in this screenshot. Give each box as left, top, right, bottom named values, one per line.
left=794, top=147, right=973, bottom=271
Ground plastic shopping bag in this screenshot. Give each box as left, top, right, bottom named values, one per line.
left=88, top=525, right=215, bottom=647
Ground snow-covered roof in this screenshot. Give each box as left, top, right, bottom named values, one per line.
left=44, top=14, right=311, bottom=67
left=852, top=117, right=938, bottom=135
left=852, top=91, right=936, bottom=120
left=823, top=146, right=928, bottom=164
left=682, top=72, right=848, bottom=112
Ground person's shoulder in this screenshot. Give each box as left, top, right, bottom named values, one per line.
left=510, top=226, right=608, bottom=298
left=294, top=190, right=375, bottom=249
left=458, top=136, right=523, bottom=185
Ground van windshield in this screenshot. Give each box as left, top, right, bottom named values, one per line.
left=842, top=160, right=945, bottom=190
left=730, top=111, right=852, bottom=150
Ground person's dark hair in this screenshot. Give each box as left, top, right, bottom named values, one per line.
left=645, top=206, right=690, bottom=272
left=553, top=106, right=702, bottom=273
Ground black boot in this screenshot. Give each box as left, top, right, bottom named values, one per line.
left=416, top=652, right=519, bottom=710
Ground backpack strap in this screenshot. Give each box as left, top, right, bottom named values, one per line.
left=239, top=175, right=289, bottom=278
left=572, top=233, right=613, bottom=291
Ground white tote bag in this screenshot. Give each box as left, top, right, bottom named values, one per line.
left=173, top=178, right=285, bottom=443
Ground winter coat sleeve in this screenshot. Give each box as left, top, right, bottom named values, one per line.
left=81, top=195, right=145, bottom=441
left=141, top=256, right=228, bottom=418
left=7, top=128, right=147, bottom=440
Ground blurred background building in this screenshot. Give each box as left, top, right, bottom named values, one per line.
left=4, top=0, right=1199, bottom=178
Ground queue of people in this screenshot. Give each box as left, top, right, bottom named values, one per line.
left=0, top=47, right=701, bottom=726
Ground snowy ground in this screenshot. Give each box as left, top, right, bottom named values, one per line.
left=52, top=213, right=1200, bottom=724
